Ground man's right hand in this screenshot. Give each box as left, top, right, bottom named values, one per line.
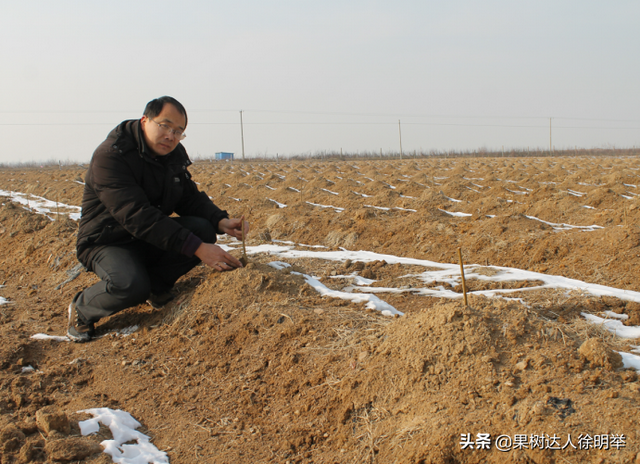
left=194, top=243, right=243, bottom=271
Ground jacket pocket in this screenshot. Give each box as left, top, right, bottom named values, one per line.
left=93, top=224, right=131, bottom=245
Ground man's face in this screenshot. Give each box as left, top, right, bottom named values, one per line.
left=140, top=103, right=187, bottom=156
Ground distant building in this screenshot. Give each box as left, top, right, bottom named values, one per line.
left=215, top=152, right=234, bottom=161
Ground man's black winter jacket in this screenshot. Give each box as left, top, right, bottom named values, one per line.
left=76, top=119, right=228, bottom=267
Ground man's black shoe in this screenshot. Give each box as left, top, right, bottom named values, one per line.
left=67, top=292, right=95, bottom=343
left=147, top=290, right=176, bottom=309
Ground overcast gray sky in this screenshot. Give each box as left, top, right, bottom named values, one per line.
left=1, top=1, right=638, bottom=164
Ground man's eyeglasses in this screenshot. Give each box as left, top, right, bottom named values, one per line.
left=151, top=119, right=186, bottom=140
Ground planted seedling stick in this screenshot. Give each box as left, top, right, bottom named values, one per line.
left=624, top=204, right=628, bottom=228
left=457, top=247, right=468, bottom=307
left=239, top=215, right=249, bottom=266
left=56, top=193, right=60, bottom=236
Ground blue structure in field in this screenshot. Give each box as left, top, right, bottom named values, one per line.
left=215, top=152, right=234, bottom=160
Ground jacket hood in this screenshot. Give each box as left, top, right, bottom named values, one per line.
left=107, top=119, right=146, bottom=157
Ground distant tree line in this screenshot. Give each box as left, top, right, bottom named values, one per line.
left=1, top=147, right=638, bottom=169
left=204, top=147, right=640, bottom=163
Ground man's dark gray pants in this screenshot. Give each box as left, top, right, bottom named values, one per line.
left=76, top=217, right=216, bottom=324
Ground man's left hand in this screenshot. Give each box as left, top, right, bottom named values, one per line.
left=218, top=216, right=250, bottom=240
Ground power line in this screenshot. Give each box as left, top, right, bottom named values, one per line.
left=197, top=109, right=640, bottom=122
left=0, top=109, right=638, bottom=123
left=0, top=110, right=140, bottom=114
left=0, top=123, right=115, bottom=126
left=1, top=121, right=639, bottom=130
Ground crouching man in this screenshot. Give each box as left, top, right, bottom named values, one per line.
left=68, top=96, right=248, bottom=342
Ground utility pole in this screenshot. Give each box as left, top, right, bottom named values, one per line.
left=398, top=120, right=403, bottom=159
left=240, top=110, right=246, bottom=160
left=549, top=117, right=552, bottom=154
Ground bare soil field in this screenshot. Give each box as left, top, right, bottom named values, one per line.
left=1, top=156, right=640, bottom=463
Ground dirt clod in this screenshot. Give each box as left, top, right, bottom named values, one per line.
left=35, top=406, right=71, bottom=437
left=578, top=338, right=624, bottom=371
left=44, top=437, right=103, bottom=462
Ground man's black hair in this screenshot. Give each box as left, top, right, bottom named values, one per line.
left=143, top=96, right=188, bottom=127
